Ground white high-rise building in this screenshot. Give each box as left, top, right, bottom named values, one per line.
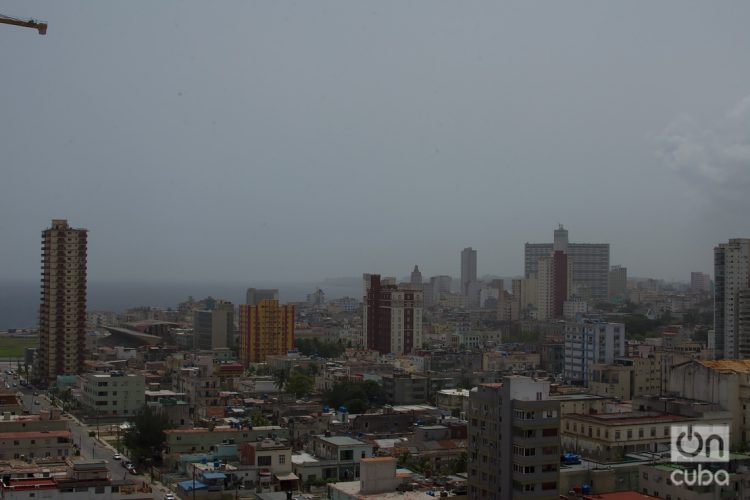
left=525, top=226, right=609, bottom=302
left=563, top=320, right=625, bottom=385
left=715, top=239, right=750, bottom=359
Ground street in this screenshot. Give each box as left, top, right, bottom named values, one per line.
left=0, top=361, right=173, bottom=500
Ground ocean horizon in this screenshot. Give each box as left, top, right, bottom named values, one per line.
left=0, top=280, right=362, bottom=330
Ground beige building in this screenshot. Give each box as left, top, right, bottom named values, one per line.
left=81, top=371, right=145, bottom=417
left=482, top=351, right=540, bottom=372
left=550, top=393, right=611, bottom=416
left=435, top=389, right=470, bottom=418
left=561, top=411, right=704, bottom=461
left=36, top=219, right=88, bottom=383
left=240, top=439, right=293, bottom=476
left=589, top=356, right=662, bottom=400
left=0, top=430, right=72, bottom=460
left=164, top=426, right=287, bottom=455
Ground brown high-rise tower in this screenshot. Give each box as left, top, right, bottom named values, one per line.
left=35, top=219, right=88, bottom=384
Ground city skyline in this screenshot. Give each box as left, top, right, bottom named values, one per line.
left=2, top=2, right=749, bottom=285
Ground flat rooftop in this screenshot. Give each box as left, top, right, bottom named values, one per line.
left=565, top=411, right=688, bottom=425
left=318, top=435, right=366, bottom=446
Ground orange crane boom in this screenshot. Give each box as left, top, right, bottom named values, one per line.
left=0, top=13, right=47, bottom=34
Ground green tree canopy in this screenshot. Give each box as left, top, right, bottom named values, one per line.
left=295, top=338, right=345, bottom=359
left=286, top=371, right=314, bottom=398
left=122, top=406, right=172, bottom=463
left=322, top=379, right=384, bottom=413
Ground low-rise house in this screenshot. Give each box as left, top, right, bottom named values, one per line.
left=435, top=389, right=470, bottom=418
left=293, top=434, right=374, bottom=484
left=164, top=425, right=288, bottom=456
left=0, top=460, right=147, bottom=500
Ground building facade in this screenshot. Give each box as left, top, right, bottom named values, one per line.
left=461, top=247, right=477, bottom=296
left=81, top=372, right=145, bottom=417
left=468, top=377, right=561, bottom=500
left=525, top=226, right=610, bottom=303
left=193, top=300, right=234, bottom=350
left=714, top=238, right=750, bottom=359
left=690, top=271, right=712, bottom=294
left=608, top=265, right=627, bottom=302
left=36, top=219, right=88, bottom=384
left=238, top=300, right=295, bottom=364
left=563, top=320, right=626, bottom=385
left=246, top=288, right=279, bottom=306
left=535, top=251, right=572, bottom=320
left=362, top=275, right=423, bottom=355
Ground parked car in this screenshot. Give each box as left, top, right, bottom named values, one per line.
left=164, top=494, right=176, bottom=500
left=113, top=453, right=122, bottom=461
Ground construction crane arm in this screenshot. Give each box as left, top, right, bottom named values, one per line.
left=0, top=13, right=47, bottom=35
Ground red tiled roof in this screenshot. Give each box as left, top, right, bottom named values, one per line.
left=2, top=478, right=57, bottom=491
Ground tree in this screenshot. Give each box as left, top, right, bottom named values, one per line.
left=295, top=338, right=345, bottom=359
left=250, top=412, right=271, bottom=427
left=273, top=368, right=289, bottom=392
left=286, top=371, right=314, bottom=398
left=345, top=398, right=367, bottom=414
left=122, top=406, right=172, bottom=463
left=322, top=379, right=384, bottom=413
left=452, top=452, right=467, bottom=474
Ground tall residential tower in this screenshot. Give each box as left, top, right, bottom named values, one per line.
left=36, top=219, right=88, bottom=384
left=460, top=247, right=477, bottom=295
left=363, top=274, right=423, bottom=355
left=525, top=226, right=609, bottom=302
left=468, top=376, right=561, bottom=500
left=238, top=299, right=295, bottom=364
left=715, top=239, right=750, bottom=359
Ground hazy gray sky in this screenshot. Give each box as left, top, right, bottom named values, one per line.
left=2, top=1, right=750, bottom=284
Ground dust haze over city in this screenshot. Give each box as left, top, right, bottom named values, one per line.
left=5, top=3, right=750, bottom=500
left=2, top=2, right=750, bottom=312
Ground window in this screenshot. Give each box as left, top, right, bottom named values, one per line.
left=279, top=455, right=285, bottom=464
left=258, top=456, right=272, bottom=466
